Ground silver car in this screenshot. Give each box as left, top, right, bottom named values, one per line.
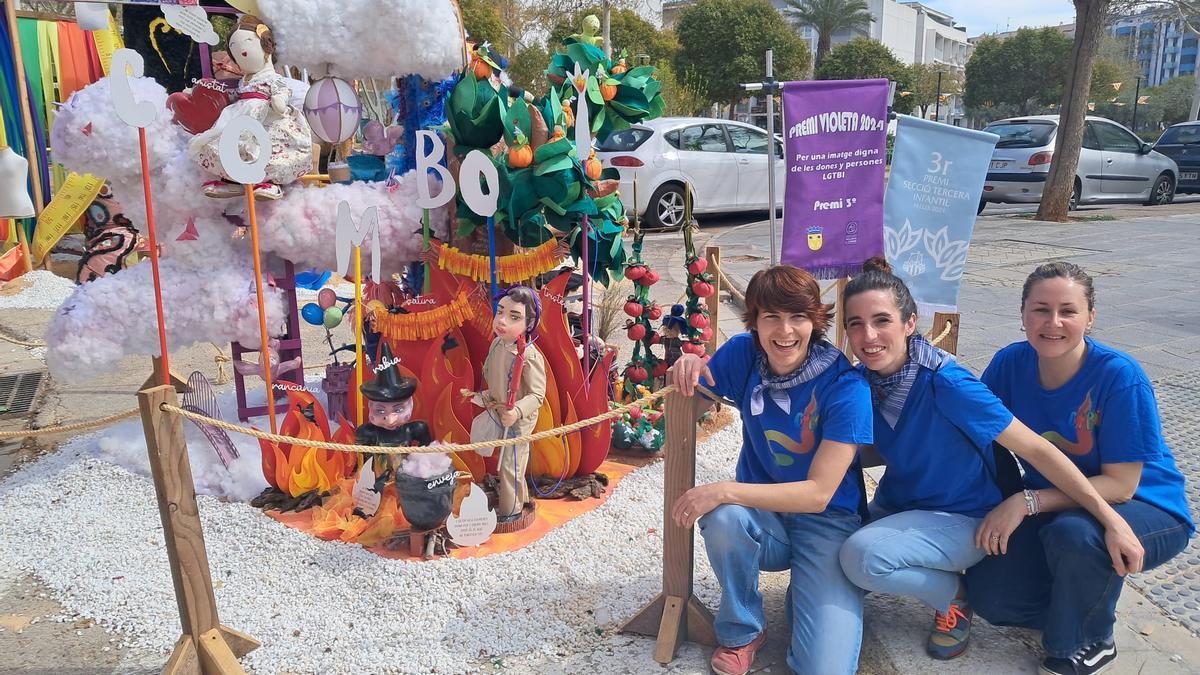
left=980, top=115, right=1178, bottom=213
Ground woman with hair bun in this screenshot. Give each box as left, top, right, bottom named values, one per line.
left=964, top=262, right=1191, bottom=675
left=836, top=257, right=1143, bottom=664
left=669, top=264, right=874, bottom=675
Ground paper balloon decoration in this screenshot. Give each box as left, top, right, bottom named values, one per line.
left=317, top=288, right=337, bottom=310
left=303, top=77, right=362, bottom=144
left=323, top=306, right=344, bottom=329
left=301, top=302, right=324, bottom=326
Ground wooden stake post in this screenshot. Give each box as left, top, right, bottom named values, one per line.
left=705, top=246, right=720, bottom=356
left=138, top=385, right=259, bottom=674
left=620, top=387, right=717, bottom=662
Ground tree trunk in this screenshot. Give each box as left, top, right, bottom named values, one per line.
left=602, top=0, right=612, bottom=59
left=1036, top=0, right=1109, bottom=223
left=816, top=34, right=830, bottom=69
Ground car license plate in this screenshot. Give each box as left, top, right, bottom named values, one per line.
left=1183, top=171, right=1198, bottom=181
left=990, top=161, right=1009, bottom=170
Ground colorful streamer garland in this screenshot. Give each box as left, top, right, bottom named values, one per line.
left=435, top=238, right=564, bottom=284
left=370, top=288, right=480, bottom=343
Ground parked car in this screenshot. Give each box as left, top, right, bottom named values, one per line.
left=1153, top=121, right=1200, bottom=194
left=596, top=117, right=785, bottom=228
left=979, top=115, right=1178, bottom=214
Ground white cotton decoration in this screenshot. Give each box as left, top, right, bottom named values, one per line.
left=42, top=74, right=451, bottom=379
left=303, top=77, right=361, bottom=144
left=255, top=0, right=464, bottom=80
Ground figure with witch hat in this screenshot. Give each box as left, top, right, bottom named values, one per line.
left=355, top=343, right=433, bottom=491
left=463, top=286, right=547, bottom=529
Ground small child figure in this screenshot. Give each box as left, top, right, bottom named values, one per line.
left=463, top=286, right=547, bottom=522
left=355, top=342, right=432, bottom=491
left=660, top=303, right=688, bottom=368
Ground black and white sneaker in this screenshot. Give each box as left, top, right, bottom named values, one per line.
left=1039, top=638, right=1117, bottom=675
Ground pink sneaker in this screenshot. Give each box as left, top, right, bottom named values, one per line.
left=710, top=631, right=766, bottom=675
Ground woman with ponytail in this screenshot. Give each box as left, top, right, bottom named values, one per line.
left=836, top=257, right=1143, bottom=664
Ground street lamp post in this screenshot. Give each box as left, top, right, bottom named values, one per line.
left=935, top=70, right=943, bottom=122
left=739, top=49, right=781, bottom=265
left=1131, top=76, right=1143, bottom=131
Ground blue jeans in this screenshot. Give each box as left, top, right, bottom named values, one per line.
left=839, top=507, right=985, bottom=612
left=699, top=504, right=864, bottom=675
left=964, top=500, right=1191, bottom=658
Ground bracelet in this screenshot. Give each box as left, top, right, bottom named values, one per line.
left=1023, top=489, right=1041, bottom=516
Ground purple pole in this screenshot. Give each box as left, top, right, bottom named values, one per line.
left=581, top=214, right=591, bottom=376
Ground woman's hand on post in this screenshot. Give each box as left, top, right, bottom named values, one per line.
left=669, top=354, right=714, bottom=397
left=975, top=494, right=1027, bottom=555
left=1104, top=517, right=1145, bottom=576
left=671, top=481, right=730, bottom=529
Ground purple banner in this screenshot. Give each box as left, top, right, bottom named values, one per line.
left=781, top=79, right=889, bottom=278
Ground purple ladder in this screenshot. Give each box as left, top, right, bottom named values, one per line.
left=231, top=258, right=306, bottom=423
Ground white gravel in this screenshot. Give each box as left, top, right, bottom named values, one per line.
left=0, top=270, right=78, bottom=309
left=0, top=411, right=744, bottom=674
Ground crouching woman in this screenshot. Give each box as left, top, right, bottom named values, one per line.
left=966, top=262, right=1193, bottom=675
left=670, top=265, right=874, bottom=675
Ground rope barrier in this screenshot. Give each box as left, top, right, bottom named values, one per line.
left=0, top=407, right=140, bottom=439
left=927, top=320, right=954, bottom=348
left=161, top=385, right=678, bottom=455
left=0, top=332, right=46, bottom=348
left=0, top=322, right=949, bottom=444
left=716, top=267, right=745, bottom=305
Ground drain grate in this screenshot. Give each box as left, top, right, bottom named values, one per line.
left=0, top=370, right=46, bottom=419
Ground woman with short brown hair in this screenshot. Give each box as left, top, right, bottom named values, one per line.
left=670, top=264, right=873, bottom=675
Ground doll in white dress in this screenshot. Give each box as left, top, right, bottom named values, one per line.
left=188, top=15, right=312, bottom=200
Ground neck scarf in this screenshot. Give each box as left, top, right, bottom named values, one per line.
left=866, top=333, right=951, bottom=428
left=749, top=339, right=840, bottom=416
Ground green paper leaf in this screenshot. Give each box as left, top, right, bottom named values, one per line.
left=535, top=154, right=574, bottom=176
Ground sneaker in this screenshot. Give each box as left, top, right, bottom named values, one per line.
left=202, top=180, right=243, bottom=198
left=253, top=182, right=283, bottom=200
left=926, top=599, right=972, bottom=660
left=710, top=631, right=766, bottom=675
left=1039, top=638, right=1117, bottom=675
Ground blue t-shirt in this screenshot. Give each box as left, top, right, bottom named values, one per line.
left=869, top=361, right=1015, bottom=518
left=982, top=338, right=1194, bottom=534
left=707, top=333, right=874, bottom=516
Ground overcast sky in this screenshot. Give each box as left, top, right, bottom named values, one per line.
left=916, top=0, right=1077, bottom=36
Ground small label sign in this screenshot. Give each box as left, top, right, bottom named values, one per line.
left=351, top=461, right=382, bottom=517
left=446, top=483, right=496, bottom=547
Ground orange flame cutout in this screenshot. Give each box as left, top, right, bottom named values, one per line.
left=258, top=391, right=358, bottom=497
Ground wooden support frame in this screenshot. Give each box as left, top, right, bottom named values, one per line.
left=138, top=385, right=259, bottom=674
left=930, top=311, right=959, bottom=355
left=619, top=387, right=717, bottom=663
left=143, top=356, right=190, bottom=393
left=705, top=246, right=721, bottom=355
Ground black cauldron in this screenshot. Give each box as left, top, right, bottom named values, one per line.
left=394, top=470, right=456, bottom=531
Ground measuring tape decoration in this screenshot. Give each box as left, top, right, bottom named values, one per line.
left=32, top=172, right=106, bottom=262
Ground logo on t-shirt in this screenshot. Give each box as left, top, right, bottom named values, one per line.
left=763, top=392, right=820, bottom=466
left=1042, top=390, right=1101, bottom=456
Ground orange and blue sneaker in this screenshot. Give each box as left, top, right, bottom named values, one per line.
left=710, top=631, right=766, bottom=675
left=927, top=599, right=972, bottom=660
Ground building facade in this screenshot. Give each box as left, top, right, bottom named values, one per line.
left=1111, top=12, right=1198, bottom=88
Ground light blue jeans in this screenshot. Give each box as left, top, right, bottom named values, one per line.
left=699, top=504, right=864, bottom=675
left=838, top=506, right=985, bottom=612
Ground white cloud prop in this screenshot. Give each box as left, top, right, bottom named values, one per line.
left=253, top=173, right=449, bottom=275
left=256, top=0, right=464, bottom=80
left=46, top=259, right=285, bottom=380
left=44, top=71, right=451, bottom=381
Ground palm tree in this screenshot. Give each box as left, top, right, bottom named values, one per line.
left=783, top=0, right=874, bottom=68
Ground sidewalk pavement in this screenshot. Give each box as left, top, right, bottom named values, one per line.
left=700, top=203, right=1200, bottom=673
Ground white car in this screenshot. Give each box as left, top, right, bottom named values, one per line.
left=596, top=117, right=786, bottom=228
